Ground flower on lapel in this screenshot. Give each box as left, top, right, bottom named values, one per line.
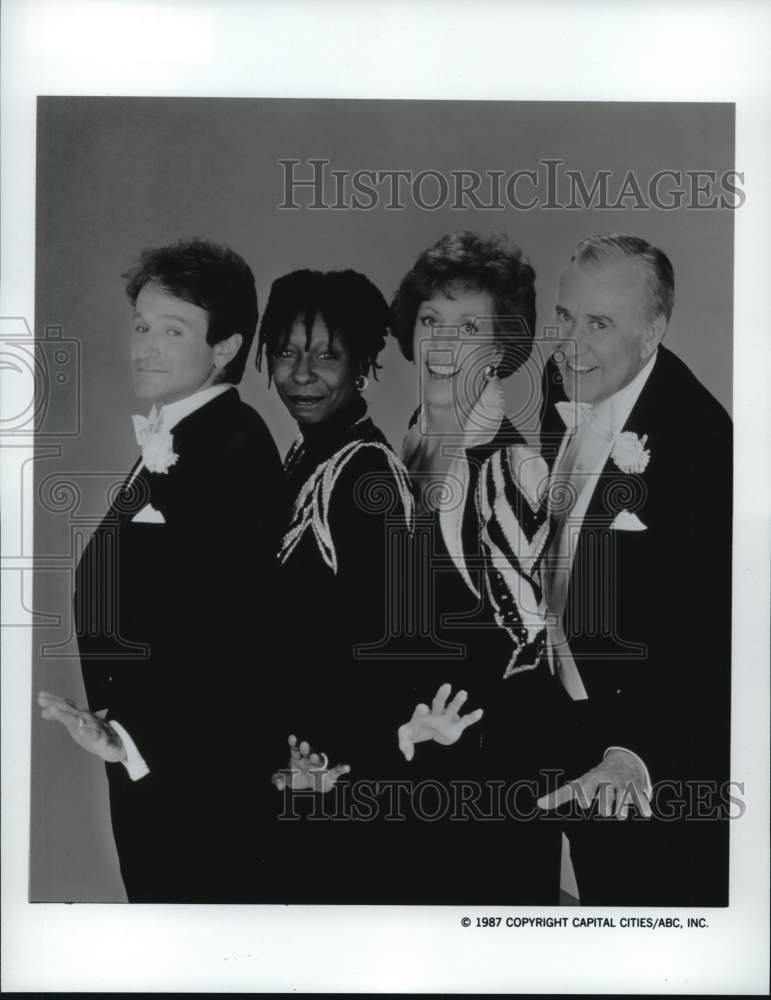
left=610, top=431, right=650, bottom=475
left=141, top=428, right=179, bottom=474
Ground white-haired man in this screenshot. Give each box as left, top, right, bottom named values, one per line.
left=537, top=234, right=732, bottom=905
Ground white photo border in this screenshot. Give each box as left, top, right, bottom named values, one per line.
left=2, top=0, right=769, bottom=993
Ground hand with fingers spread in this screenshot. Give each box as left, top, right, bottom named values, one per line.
left=398, top=682, right=484, bottom=762
left=272, top=734, right=351, bottom=794
left=38, top=690, right=127, bottom=763
left=536, top=749, right=652, bottom=820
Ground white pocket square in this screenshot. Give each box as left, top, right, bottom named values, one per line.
left=610, top=509, right=647, bottom=531
left=131, top=503, right=165, bottom=524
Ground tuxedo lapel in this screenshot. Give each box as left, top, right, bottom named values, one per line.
left=136, top=388, right=241, bottom=518
left=80, top=386, right=259, bottom=646
left=114, top=463, right=155, bottom=520
left=170, top=387, right=239, bottom=458
left=573, top=349, right=672, bottom=527
left=563, top=350, right=673, bottom=633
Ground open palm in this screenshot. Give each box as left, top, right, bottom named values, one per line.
left=398, top=683, right=484, bottom=761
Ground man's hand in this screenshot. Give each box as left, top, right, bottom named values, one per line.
left=271, top=734, right=350, bottom=794
left=398, top=683, right=484, bottom=762
left=536, top=749, right=652, bottom=819
left=38, top=690, right=127, bottom=763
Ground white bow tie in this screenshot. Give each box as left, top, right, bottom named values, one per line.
left=132, top=410, right=162, bottom=447
left=554, top=400, right=614, bottom=444
left=555, top=400, right=597, bottom=431
left=131, top=411, right=179, bottom=474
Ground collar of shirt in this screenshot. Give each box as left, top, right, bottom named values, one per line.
left=592, top=349, right=659, bottom=439
left=552, top=349, right=659, bottom=484
left=150, top=383, right=231, bottom=433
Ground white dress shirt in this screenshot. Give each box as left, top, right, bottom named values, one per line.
left=545, top=352, right=658, bottom=784
left=114, top=383, right=231, bottom=780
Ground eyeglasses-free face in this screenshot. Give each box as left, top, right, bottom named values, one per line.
left=272, top=316, right=361, bottom=425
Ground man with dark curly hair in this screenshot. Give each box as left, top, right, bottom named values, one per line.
left=39, top=238, right=285, bottom=902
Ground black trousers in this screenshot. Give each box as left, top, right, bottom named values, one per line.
left=262, top=774, right=563, bottom=905
left=565, top=814, right=729, bottom=906
left=107, top=765, right=269, bottom=903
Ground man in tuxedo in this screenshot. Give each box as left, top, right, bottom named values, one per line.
left=536, top=234, right=732, bottom=905
left=39, top=238, right=285, bottom=902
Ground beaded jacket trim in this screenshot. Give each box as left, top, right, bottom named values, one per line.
left=279, top=439, right=415, bottom=574
left=477, top=447, right=552, bottom=678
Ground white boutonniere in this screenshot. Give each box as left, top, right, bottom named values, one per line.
left=141, top=428, right=179, bottom=474
left=610, top=432, right=650, bottom=475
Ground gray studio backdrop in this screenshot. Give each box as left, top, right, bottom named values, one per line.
left=31, top=98, right=734, bottom=901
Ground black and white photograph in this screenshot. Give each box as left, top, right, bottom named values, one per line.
left=2, top=1, right=769, bottom=994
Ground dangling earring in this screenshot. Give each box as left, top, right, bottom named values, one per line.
left=462, top=361, right=504, bottom=446
left=355, top=374, right=369, bottom=393
left=476, top=361, right=504, bottom=426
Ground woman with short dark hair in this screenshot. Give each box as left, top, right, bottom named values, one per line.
left=256, top=267, right=414, bottom=902
left=390, top=229, right=536, bottom=378
left=390, top=231, right=565, bottom=905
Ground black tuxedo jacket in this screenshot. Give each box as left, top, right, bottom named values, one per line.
left=75, top=388, right=285, bottom=901
left=540, top=346, right=732, bottom=791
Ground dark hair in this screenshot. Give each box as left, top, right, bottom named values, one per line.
left=570, top=233, right=675, bottom=323
left=256, top=269, right=390, bottom=382
left=390, top=231, right=536, bottom=378
left=123, top=237, right=258, bottom=384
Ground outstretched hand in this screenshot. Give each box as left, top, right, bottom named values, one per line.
left=536, top=749, right=652, bottom=820
left=398, top=683, right=484, bottom=762
left=38, top=690, right=127, bottom=763
left=272, top=734, right=351, bottom=794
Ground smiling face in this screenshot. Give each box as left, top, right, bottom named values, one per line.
left=411, top=286, right=502, bottom=412
left=554, top=258, right=666, bottom=404
left=131, top=282, right=227, bottom=404
left=271, top=315, right=360, bottom=425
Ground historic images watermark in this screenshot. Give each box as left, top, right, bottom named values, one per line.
left=277, top=158, right=746, bottom=212
left=274, top=775, right=746, bottom=823
left=346, top=323, right=660, bottom=666
left=1, top=319, right=80, bottom=437
left=1, top=316, right=138, bottom=661
left=2, top=318, right=84, bottom=637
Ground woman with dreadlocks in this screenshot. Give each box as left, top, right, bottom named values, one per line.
left=255, top=268, right=414, bottom=902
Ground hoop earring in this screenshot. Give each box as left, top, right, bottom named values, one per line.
left=483, top=364, right=497, bottom=381
left=355, top=374, right=369, bottom=392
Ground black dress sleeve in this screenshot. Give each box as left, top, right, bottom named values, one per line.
left=302, top=443, right=415, bottom=777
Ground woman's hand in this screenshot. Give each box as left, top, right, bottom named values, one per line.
left=398, top=683, right=484, bottom=762
left=271, top=734, right=351, bottom=793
